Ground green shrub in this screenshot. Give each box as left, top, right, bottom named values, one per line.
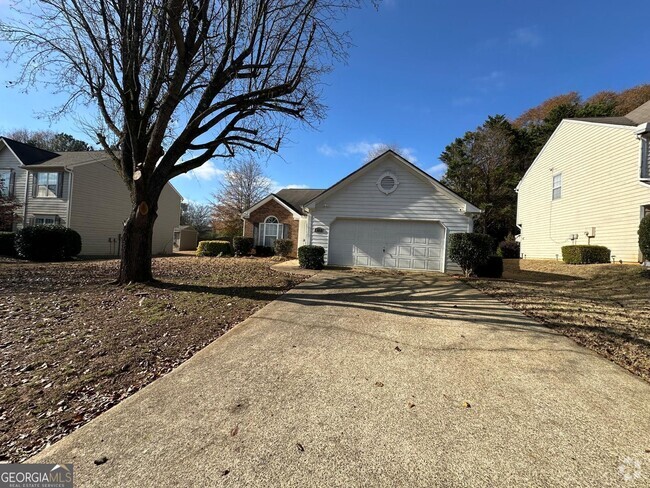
left=233, top=236, right=254, bottom=256
left=561, top=245, right=611, bottom=264
left=298, top=245, right=325, bottom=270
left=62, top=228, right=82, bottom=258
left=274, top=239, right=293, bottom=257
left=196, top=240, right=232, bottom=256
left=497, top=234, right=520, bottom=259
left=255, top=245, right=274, bottom=257
left=0, top=232, right=15, bottom=256
left=15, top=225, right=82, bottom=261
left=639, top=215, right=650, bottom=261
left=448, top=233, right=494, bottom=277
left=475, top=255, right=503, bottom=278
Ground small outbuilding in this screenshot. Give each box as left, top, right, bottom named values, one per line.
left=173, top=225, right=199, bottom=251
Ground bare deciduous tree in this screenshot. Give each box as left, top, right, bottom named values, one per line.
left=1, top=0, right=368, bottom=282
left=180, top=201, right=213, bottom=236
left=212, top=158, right=271, bottom=237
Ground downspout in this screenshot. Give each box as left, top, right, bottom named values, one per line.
left=22, top=169, right=29, bottom=226
left=65, top=168, right=74, bottom=227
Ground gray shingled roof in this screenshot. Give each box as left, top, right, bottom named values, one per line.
left=26, top=151, right=115, bottom=168
left=275, top=188, right=325, bottom=214
left=570, top=100, right=650, bottom=127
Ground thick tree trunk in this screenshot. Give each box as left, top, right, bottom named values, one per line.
left=118, top=199, right=159, bottom=284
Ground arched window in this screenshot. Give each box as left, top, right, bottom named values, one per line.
left=262, top=216, right=282, bottom=247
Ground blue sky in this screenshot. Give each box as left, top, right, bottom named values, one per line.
left=1, top=0, right=648, bottom=203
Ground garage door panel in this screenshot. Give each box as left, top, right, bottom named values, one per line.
left=329, top=219, right=444, bottom=272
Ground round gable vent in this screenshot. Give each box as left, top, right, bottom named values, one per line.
left=377, top=171, right=399, bottom=194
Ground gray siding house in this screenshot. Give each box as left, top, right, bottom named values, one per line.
left=0, top=137, right=182, bottom=255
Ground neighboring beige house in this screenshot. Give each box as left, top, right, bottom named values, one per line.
left=243, top=150, right=481, bottom=272
left=516, top=101, right=650, bottom=262
left=0, top=137, right=182, bottom=255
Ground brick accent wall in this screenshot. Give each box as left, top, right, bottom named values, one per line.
left=243, top=199, right=299, bottom=257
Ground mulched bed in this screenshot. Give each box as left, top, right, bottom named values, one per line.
left=468, top=259, right=650, bottom=383
left=0, top=256, right=306, bottom=462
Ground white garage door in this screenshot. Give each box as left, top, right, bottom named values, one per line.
left=329, top=219, right=444, bottom=271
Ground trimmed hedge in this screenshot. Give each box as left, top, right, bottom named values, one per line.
left=561, top=245, right=611, bottom=264
left=0, top=231, right=15, bottom=256
left=274, top=239, right=293, bottom=258
left=255, top=245, right=274, bottom=257
left=448, top=233, right=494, bottom=277
left=497, top=239, right=520, bottom=259
left=475, top=255, right=504, bottom=278
left=233, top=236, right=254, bottom=256
left=196, top=240, right=232, bottom=256
left=15, top=225, right=82, bottom=261
left=639, top=215, right=650, bottom=261
left=298, top=245, right=325, bottom=270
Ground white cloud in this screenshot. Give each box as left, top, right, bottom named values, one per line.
left=426, top=163, right=447, bottom=179
left=475, top=70, right=506, bottom=90
left=511, top=27, right=542, bottom=48
left=285, top=184, right=309, bottom=189
left=317, top=144, right=339, bottom=157
left=318, top=140, right=418, bottom=163
left=179, top=160, right=225, bottom=181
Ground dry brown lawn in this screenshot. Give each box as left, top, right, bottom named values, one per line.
left=0, top=256, right=306, bottom=462
left=469, top=259, right=650, bottom=382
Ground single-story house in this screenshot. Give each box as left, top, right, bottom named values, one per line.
left=0, top=136, right=182, bottom=255
left=516, top=100, right=650, bottom=262
left=242, top=150, right=481, bottom=272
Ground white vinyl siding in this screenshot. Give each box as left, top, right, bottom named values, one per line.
left=70, top=162, right=181, bottom=255
left=308, top=153, right=473, bottom=273
left=517, top=121, right=650, bottom=262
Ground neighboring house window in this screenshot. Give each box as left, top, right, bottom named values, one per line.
left=552, top=173, right=562, bottom=200
left=0, top=169, right=13, bottom=197
left=262, top=216, right=283, bottom=247
left=34, top=172, right=62, bottom=198
left=33, top=215, right=58, bottom=225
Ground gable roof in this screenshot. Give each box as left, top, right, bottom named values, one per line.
left=0, top=137, right=59, bottom=164
left=303, top=149, right=481, bottom=213
left=0, top=136, right=115, bottom=169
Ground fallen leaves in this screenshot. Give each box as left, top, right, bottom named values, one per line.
left=0, top=257, right=305, bottom=462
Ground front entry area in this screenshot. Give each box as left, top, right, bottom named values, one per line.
left=328, top=219, right=444, bottom=271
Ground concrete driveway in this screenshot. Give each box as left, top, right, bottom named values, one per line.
left=32, top=271, right=650, bottom=487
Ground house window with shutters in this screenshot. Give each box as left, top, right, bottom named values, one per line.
left=0, top=169, right=14, bottom=197
left=261, top=215, right=286, bottom=247
left=34, top=172, right=63, bottom=198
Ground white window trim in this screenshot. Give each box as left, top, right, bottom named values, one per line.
left=552, top=173, right=562, bottom=201
left=0, top=169, right=12, bottom=197
left=33, top=215, right=58, bottom=225
left=260, top=216, right=283, bottom=246
left=34, top=172, right=62, bottom=199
